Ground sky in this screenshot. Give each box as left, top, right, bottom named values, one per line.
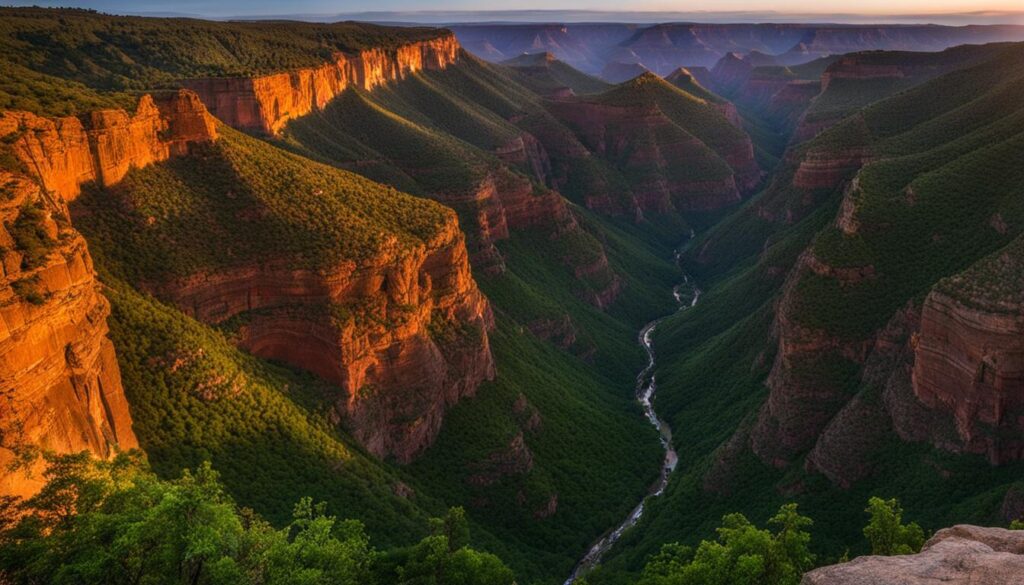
left=14, top=0, right=1024, bottom=23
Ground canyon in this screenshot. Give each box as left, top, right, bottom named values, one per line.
left=3, top=9, right=1024, bottom=585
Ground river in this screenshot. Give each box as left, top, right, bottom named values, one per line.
left=563, top=272, right=702, bottom=584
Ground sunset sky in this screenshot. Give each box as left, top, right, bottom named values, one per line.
left=18, top=0, right=1024, bottom=22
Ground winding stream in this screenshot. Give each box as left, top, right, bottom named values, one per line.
left=564, top=272, right=702, bottom=584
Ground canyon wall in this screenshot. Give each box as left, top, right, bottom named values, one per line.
left=149, top=219, right=496, bottom=462
left=5, top=90, right=218, bottom=201
left=0, top=174, right=137, bottom=499
left=912, top=290, right=1024, bottom=463
left=183, top=35, right=460, bottom=135
left=792, top=145, right=871, bottom=190
left=0, top=90, right=217, bottom=499
left=3, top=84, right=495, bottom=470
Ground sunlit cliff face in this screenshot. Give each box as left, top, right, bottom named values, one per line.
left=183, top=35, right=461, bottom=135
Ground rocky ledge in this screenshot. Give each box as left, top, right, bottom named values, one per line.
left=802, top=525, right=1024, bottom=585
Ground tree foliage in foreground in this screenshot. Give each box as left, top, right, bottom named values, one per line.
left=636, top=504, right=815, bottom=585
left=862, top=497, right=925, bottom=556
left=0, top=452, right=514, bottom=585
left=633, top=497, right=929, bottom=585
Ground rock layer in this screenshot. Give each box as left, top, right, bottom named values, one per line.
left=184, top=35, right=460, bottom=135
left=150, top=218, right=496, bottom=462
left=912, top=290, right=1024, bottom=463
left=0, top=173, right=137, bottom=500
left=2, top=90, right=218, bottom=201
left=0, top=91, right=218, bottom=499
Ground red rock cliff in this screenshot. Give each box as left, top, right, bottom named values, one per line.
left=6, top=90, right=217, bottom=201
left=148, top=215, right=495, bottom=462
left=0, top=90, right=215, bottom=499
left=183, top=34, right=460, bottom=135
left=912, top=290, right=1024, bottom=463
left=0, top=173, right=136, bottom=500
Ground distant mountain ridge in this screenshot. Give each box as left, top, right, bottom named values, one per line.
left=452, top=23, right=1024, bottom=78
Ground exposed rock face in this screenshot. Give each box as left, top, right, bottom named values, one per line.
left=912, top=290, right=1024, bottom=463
left=150, top=217, right=495, bottom=462
left=2, top=90, right=218, bottom=201
left=801, top=525, right=1024, bottom=585
left=0, top=91, right=216, bottom=500
left=184, top=35, right=460, bottom=135
left=750, top=249, right=874, bottom=467
left=793, top=145, right=871, bottom=190
left=820, top=54, right=907, bottom=92
left=0, top=173, right=137, bottom=500
left=495, top=132, right=553, bottom=185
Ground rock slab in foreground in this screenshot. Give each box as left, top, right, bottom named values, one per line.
left=802, top=525, right=1024, bottom=584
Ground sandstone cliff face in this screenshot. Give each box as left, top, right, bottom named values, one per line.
left=912, top=290, right=1024, bottom=463
left=150, top=218, right=496, bottom=462
left=0, top=173, right=136, bottom=500
left=184, top=35, right=460, bottom=135
left=802, top=525, right=1024, bottom=585
left=3, top=90, right=218, bottom=201
left=5, top=87, right=494, bottom=467
left=0, top=91, right=217, bottom=499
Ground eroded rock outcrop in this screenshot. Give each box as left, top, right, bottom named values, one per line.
left=793, top=144, right=871, bottom=190
left=802, top=525, right=1024, bottom=585
left=184, top=35, right=460, bottom=135
left=0, top=173, right=137, bottom=500
left=0, top=91, right=218, bottom=499
left=912, top=289, right=1024, bottom=464
left=148, top=216, right=495, bottom=462
left=2, top=90, right=217, bottom=201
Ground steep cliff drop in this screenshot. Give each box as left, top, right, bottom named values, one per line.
left=183, top=35, right=460, bottom=136
left=0, top=91, right=213, bottom=499
left=148, top=213, right=496, bottom=462
left=909, top=238, right=1024, bottom=463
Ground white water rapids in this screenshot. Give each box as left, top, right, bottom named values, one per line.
left=563, top=270, right=701, bottom=584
